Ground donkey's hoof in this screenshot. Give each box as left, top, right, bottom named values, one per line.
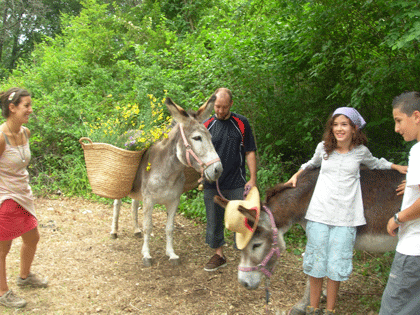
left=169, top=258, right=180, bottom=266
left=142, top=257, right=153, bottom=267
left=276, top=309, right=304, bottom=315
left=134, top=232, right=142, bottom=238
left=110, top=233, right=118, bottom=239
left=288, top=307, right=305, bottom=315
left=276, top=309, right=289, bottom=315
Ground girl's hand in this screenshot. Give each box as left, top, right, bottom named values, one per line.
left=396, top=180, right=406, bottom=196
left=392, top=164, right=408, bottom=174
left=387, top=216, right=399, bottom=237
left=285, top=174, right=298, bottom=187
left=285, top=169, right=305, bottom=188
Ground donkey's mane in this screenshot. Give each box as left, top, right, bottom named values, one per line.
left=265, top=183, right=293, bottom=203
left=187, top=109, right=197, bottom=118
left=172, top=109, right=202, bottom=123
left=265, top=168, right=315, bottom=203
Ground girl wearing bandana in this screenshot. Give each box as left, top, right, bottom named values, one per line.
left=286, top=107, right=407, bottom=315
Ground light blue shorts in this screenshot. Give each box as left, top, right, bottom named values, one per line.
left=303, top=221, right=356, bottom=281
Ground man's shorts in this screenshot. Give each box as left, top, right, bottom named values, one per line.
left=303, top=221, right=356, bottom=281
left=379, top=252, right=420, bottom=315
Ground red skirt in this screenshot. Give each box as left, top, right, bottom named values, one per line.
left=0, top=199, right=38, bottom=241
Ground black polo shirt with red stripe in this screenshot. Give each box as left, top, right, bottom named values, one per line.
left=203, top=112, right=257, bottom=190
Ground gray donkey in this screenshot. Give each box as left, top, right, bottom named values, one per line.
left=112, top=94, right=223, bottom=266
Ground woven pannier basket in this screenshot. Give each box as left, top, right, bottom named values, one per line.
left=79, top=137, right=146, bottom=199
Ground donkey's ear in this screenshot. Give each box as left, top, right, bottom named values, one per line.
left=238, top=205, right=257, bottom=227
left=214, top=195, right=228, bottom=209
left=196, top=93, right=217, bottom=122
left=165, top=97, right=189, bottom=124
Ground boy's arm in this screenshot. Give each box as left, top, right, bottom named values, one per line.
left=387, top=193, right=420, bottom=236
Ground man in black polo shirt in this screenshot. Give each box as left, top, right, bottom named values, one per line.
left=203, top=87, right=257, bottom=271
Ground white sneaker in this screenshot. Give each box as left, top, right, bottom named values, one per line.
left=17, top=272, right=48, bottom=288
left=0, top=290, right=27, bottom=308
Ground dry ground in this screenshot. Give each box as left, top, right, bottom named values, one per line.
left=2, top=197, right=386, bottom=314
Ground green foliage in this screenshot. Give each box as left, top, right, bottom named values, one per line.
left=0, top=0, right=83, bottom=79
left=178, top=190, right=206, bottom=223
left=30, top=154, right=90, bottom=197
left=353, top=250, right=394, bottom=285
left=1, top=0, right=418, bottom=213
left=352, top=250, right=394, bottom=312
left=257, top=140, right=294, bottom=195
left=284, top=224, right=307, bottom=257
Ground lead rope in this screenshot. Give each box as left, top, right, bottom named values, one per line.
left=264, top=205, right=280, bottom=315
left=216, top=179, right=229, bottom=202
left=265, top=278, right=271, bottom=314
left=216, top=179, right=252, bottom=202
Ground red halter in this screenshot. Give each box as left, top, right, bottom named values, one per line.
left=179, top=124, right=221, bottom=182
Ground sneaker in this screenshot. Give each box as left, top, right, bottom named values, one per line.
left=204, top=254, right=227, bottom=272
left=0, top=290, right=27, bottom=308
left=17, top=272, right=48, bottom=288
left=306, top=306, right=322, bottom=315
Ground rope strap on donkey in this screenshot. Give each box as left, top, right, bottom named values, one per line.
left=216, top=180, right=252, bottom=202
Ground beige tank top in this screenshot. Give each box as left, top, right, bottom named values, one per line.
left=0, top=129, right=35, bottom=217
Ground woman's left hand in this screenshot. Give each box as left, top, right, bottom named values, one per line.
left=393, top=164, right=408, bottom=174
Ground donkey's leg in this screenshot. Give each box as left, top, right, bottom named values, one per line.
left=165, top=200, right=180, bottom=265
left=131, top=199, right=142, bottom=238
left=290, top=278, right=310, bottom=315
left=141, top=199, right=154, bottom=267
left=110, top=199, right=122, bottom=239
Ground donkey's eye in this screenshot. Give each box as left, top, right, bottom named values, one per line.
left=252, top=243, right=262, bottom=250
left=192, top=136, right=202, bottom=141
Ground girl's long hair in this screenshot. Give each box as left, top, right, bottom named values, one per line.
left=322, top=114, right=368, bottom=158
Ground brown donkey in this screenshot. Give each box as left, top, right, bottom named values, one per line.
left=215, top=168, right=404, bottom=314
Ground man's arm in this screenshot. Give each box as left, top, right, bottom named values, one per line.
left=387, top=193, right=420, bottom=236
left=245, top=151, right=257, bottom=189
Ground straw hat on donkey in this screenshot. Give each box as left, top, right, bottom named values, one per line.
left=224, top=186, right=261, bottom=249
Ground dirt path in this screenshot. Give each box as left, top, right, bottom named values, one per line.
left=2, top=198, right=384, bottom=314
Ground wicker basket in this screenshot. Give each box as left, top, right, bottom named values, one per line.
left=79, top=137, right=146, bottom=199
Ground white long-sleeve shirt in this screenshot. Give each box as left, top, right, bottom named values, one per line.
left=301, top=142, right=392, bottom=226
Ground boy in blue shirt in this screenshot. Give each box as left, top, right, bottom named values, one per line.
left=380, top=91, right=420, bottom=315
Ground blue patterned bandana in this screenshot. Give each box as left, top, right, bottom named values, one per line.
left=333, top=107, right=366, bottom=129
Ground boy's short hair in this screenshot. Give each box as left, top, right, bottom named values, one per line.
left=392, top=91, right=420, bottom=116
